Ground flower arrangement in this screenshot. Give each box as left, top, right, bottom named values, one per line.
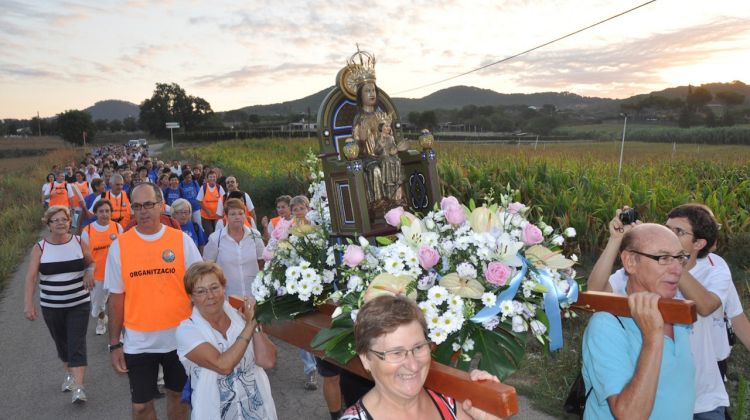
left=254, top=154, right=579, bottom=379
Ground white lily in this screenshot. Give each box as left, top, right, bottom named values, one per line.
left=493, top=232, right=524, bottom=267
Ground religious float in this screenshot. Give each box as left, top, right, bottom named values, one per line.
left=253, top=48, right=697, bottom=417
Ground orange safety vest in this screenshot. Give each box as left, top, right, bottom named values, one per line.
left=85, top=222, right=120, bottom=281
left=49, top=182, right=70, bottom=207
left=104, top=191, right=131, bottom=228
left=200, top=184, right=221, bottom=220
left=119, top=227, right=190, bottom=331
left=72, top=181, right=90, bottom=208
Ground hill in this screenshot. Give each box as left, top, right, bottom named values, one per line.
left=627, top=80, right=750, bottom=104
left=229, top=85, right=618, bottom=117
left=85, top=100, right=140, bottom=121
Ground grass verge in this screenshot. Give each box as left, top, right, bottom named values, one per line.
left=0, top=148, right=83, bottom=294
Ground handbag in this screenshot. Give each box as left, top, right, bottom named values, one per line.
left=563, top=373, right=591, bottom=417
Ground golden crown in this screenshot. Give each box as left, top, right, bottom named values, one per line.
left=346, top=46, right=376, bottom=87
left=375, top=111, right=392, bottom=126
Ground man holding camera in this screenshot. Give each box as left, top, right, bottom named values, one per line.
left=588, top=204, right=733, bottom=419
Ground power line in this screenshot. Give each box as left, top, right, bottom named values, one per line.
left=393, top=0, right=658, bottom=95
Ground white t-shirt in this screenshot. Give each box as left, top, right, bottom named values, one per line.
left=42, top=183, right=52, bottom=204
left=203, top=226, right=265, bottom=298
left=104, top=225, right=203, bottom=353
left=607, top=253, right=731, bottom=413
left=216, top=192, right=254, bottom=217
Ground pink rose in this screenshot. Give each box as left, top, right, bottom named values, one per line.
left=522, top=223, right=544, bottom=245
left=445, top=205, right=466, bottom=225
left=385, top=207, right=405, bottom=227
left=485, top=262, right=512, bottom=286
left=271, top=223, right=289, bottom=241
left=440, top=196, right=460, bottom=211
left=343, top=245, right=365, bottom=268
left=508, top=202, right=525, bottom=214
left=262, top=248, right=274, bottom=262
left=418, top=246, right=440, bottom=270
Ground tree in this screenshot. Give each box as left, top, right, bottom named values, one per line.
left=139, top=82, right=214, bottom=137
left=419, top=111, right=437, bottom=130
left=526, top=115, right=560, bottom=135
left=686, top=86, right=712, bottom=111
left=94, top=119, right=109, bottom=132
left=715, top=91, right=745, bottom=107
left=56, top=110, right=96, bottom=144
left=123, top=116, right=138, bottom=132
left=109, top=119, right=124, bottom=132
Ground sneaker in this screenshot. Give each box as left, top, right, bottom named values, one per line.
left=61, top=373, right=75, bottom=392
left=304, top=371, right=318, bottom=391
left=71, top=386, right=87, bottom=404
left=95, top=317, right=107, bottom=335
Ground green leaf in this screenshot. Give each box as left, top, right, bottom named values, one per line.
left=255, top=295, right=314, bottom=324
left=400, top=214, right=412, bottom=227
left=471, top=324, right=526, bottom=380
left=469, top=198, right=476, bottom=211
left=311, top=327, right=352, bottom=349
left=376, top=236, right=393, bottom=245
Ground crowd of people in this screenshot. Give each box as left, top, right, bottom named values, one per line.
left=23, top=143, right=750, bottom=419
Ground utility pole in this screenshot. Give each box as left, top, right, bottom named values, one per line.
left=617, top=113, right=628, bottom=180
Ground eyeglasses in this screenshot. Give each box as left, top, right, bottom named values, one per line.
left=131, top=200, right=162, bottom=211
left=369, top=340, right=432, bottom=364
left=666, top=225, right=693, bottom=237
left=627, top=250, right=690, bottom=266
left=49, top=218, right=70, bottom=224
left=192, top=284, right=223, bottom=298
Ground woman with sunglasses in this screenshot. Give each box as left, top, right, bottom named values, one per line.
left=23, top=205, right=95, bottom=404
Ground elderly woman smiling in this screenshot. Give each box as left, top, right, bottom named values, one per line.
left=176, top=262, right=277, bottom=419
left=341, top=295, right=503, bottom=420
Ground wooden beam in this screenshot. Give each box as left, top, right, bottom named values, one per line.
left=263, top=309, right=518, bottom=418
left=572, top=291, right=697, bottom=324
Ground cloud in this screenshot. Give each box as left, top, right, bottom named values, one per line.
left=0, top=63, right=58, bottom=80
left=467, top=17, right=750, bottom=91
left=191, top=61, right=336, bottom=88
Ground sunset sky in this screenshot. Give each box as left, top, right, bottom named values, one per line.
left=1, top=0, right=749, bottom=119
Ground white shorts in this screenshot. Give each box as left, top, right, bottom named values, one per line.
left=90, top=281, right=109, bottom=318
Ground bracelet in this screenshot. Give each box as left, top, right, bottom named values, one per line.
left=237, top=335, right=252, bottom=343
left=85, top=265, right=96, bottom=273
left=108, top=342, right=123, bottom=352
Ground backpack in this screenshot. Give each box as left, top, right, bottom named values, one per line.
left=563, top=315, right=624, bottom=418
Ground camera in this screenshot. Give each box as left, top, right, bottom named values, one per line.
left=619, top=208, right=638, bottom=225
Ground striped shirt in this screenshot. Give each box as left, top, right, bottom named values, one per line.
left=37, top=236, right=90, bottom=308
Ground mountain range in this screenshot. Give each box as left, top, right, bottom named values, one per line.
left=83, top=81, right=749, bottom=120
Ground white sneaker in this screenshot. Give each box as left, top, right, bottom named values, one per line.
left=71, top=386, right=87, bottom=403
left=95, top=317, right=107, bottom=335
left=61, top=373, right=75, bottom=392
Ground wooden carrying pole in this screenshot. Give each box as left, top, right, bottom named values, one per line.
left=572, top=291, right=697, bottom=324
left=263, top=309, right=519, bottom=418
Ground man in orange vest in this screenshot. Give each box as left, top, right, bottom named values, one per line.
left=48, top=172, right=74, bottom=210
left=91, top=174, right=132, bottom=228
left=71, top=171, right=91, bottom=232
left=104, top=183, right=201, bottom=419
left=196, top=170, right=224, bottom=237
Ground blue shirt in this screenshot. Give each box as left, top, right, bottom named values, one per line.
left=582, top=312, right=694, bottom=419
left=163, top=187, right=181, bottom=206
left=80, top=194, right=99, bottom=229
left=179, top=180, right=201, bottom=210
left=181, top=221, right=208, bottom=248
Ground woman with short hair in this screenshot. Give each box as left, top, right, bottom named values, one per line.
left=171, top=198, right=208, bottom=251
left=341, top=295, right=502, bottom=420
left=23, top=206, right=95, bottom=404
left=203, top=198, right=265, bottom=298
left=176, top=262, right=277, bottom=419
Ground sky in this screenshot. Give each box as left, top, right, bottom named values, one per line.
left=1, top=0, right=749, bottom=119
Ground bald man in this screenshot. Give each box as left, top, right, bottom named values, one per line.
left=582, top=224, right=695, bottom=419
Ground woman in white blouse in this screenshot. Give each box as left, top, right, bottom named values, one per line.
left=177, top=262, right=277, bottom=419
left=203, top=198, right=265, bottom=298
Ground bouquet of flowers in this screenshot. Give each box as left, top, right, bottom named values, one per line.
left=254, top=155, right=579, bottom=379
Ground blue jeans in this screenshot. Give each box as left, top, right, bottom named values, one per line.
left=694, top=406, right=729, bottom=420
left=299, top=350, right=316, bottom=375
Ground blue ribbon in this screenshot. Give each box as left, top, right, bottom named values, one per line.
left=470, top=257, right=528, bottom=323
left=533, top=269, right=579, bottom=351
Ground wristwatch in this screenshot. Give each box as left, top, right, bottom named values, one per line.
left=108, top=342, right=124, bottom=352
